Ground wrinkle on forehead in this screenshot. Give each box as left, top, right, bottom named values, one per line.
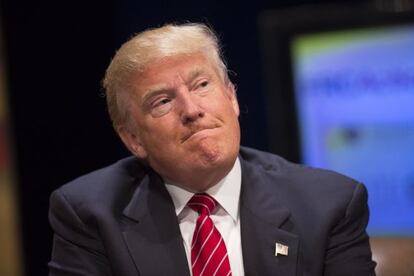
left=138, top=69, right=203, bottom=105
left=123, top=54, right=227, bottom=119
left=138, top=61, right=215, bottom=99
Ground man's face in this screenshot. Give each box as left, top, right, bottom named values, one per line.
left=120, top=53, right=240, bottom=191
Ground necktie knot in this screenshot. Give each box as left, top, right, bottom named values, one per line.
left=188, top=193, right=217, bottom=216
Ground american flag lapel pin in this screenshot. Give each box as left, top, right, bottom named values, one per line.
left=275, top=242, right=289, bottom=256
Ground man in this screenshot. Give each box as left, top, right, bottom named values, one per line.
left=49, top=23, right=376, bottom=275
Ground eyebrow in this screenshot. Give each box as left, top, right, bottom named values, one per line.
left=186, top=68, right=207, bottom=84
left=141, top=67, right=210, bottom=105
left=141, top=86, right=171, bottom=107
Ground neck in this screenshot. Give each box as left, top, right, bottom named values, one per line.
left=165, top=159, right=235, bottom=193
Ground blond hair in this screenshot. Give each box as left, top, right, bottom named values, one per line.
left=103, top=23, right=229, bottom=129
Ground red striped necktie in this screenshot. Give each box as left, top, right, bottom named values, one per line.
left=187, top=193, right=232, bottom=276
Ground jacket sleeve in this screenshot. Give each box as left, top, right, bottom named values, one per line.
left=48, top=189, right=112, bottom=276
left=324, top=183, right=377, bottom=276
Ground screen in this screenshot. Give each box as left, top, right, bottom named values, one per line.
left=291, top=24, right=414, bottom=235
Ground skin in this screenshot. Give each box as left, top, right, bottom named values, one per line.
left=118, top=52, right=241, bottom=192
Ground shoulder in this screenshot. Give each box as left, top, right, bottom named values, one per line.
left=240, top=146, right=359, bottom=185
left=239, top=146, right=366, bottom=210
left=50, top=156, right=148, bottom=216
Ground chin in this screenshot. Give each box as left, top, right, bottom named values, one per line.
left=198, top=142, right=238, bottom=172
left=195, top=139, right=225, bottom=164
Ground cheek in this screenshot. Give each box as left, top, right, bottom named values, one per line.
left=141, top=118, right=178, bottom=144
left=216, top=100, right=239, bottom=120
left=202, top=94, right=232, bottom=113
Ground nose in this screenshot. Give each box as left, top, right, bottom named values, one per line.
left=178, top=90, right=204, bottom=124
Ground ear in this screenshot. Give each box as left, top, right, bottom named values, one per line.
left=117, top=125, right=148, bottom=159
left=227, top=82, right=240, bottom=117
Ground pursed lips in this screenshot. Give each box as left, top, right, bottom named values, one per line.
left=181, top=126, right=218, bottom=143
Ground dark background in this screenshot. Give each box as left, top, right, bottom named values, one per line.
left=1, top=0, right=374, bottom=274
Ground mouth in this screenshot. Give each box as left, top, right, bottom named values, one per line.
left=181, top=126, right=218, bottom=143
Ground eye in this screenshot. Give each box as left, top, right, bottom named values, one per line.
left=193, top=79, right=210, bottom=95
left=199, top=80, right=209, bottom=88
left=150, top=97, right=173, bottom=117
left=153, top=98, right=171, bottom=107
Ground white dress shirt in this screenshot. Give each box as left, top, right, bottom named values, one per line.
left=165, top=157, right=244, bottom=276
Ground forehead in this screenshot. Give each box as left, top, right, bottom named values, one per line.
left=135, top=53, right=219, bottom=89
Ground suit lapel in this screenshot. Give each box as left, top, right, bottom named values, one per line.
left=119, top=153, right=301, bottom=276
left=122, top=170, right=190, bottom=276
left=240, top=157, right=300, bottom=276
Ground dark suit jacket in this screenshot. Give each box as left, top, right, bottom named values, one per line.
left=49, top=147, right=376, bottom=275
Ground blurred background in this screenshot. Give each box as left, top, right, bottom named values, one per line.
left=0, top=0, right=413, bottom=275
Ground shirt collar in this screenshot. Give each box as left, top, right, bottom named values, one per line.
left=165, top=157, right=241, bottom=222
